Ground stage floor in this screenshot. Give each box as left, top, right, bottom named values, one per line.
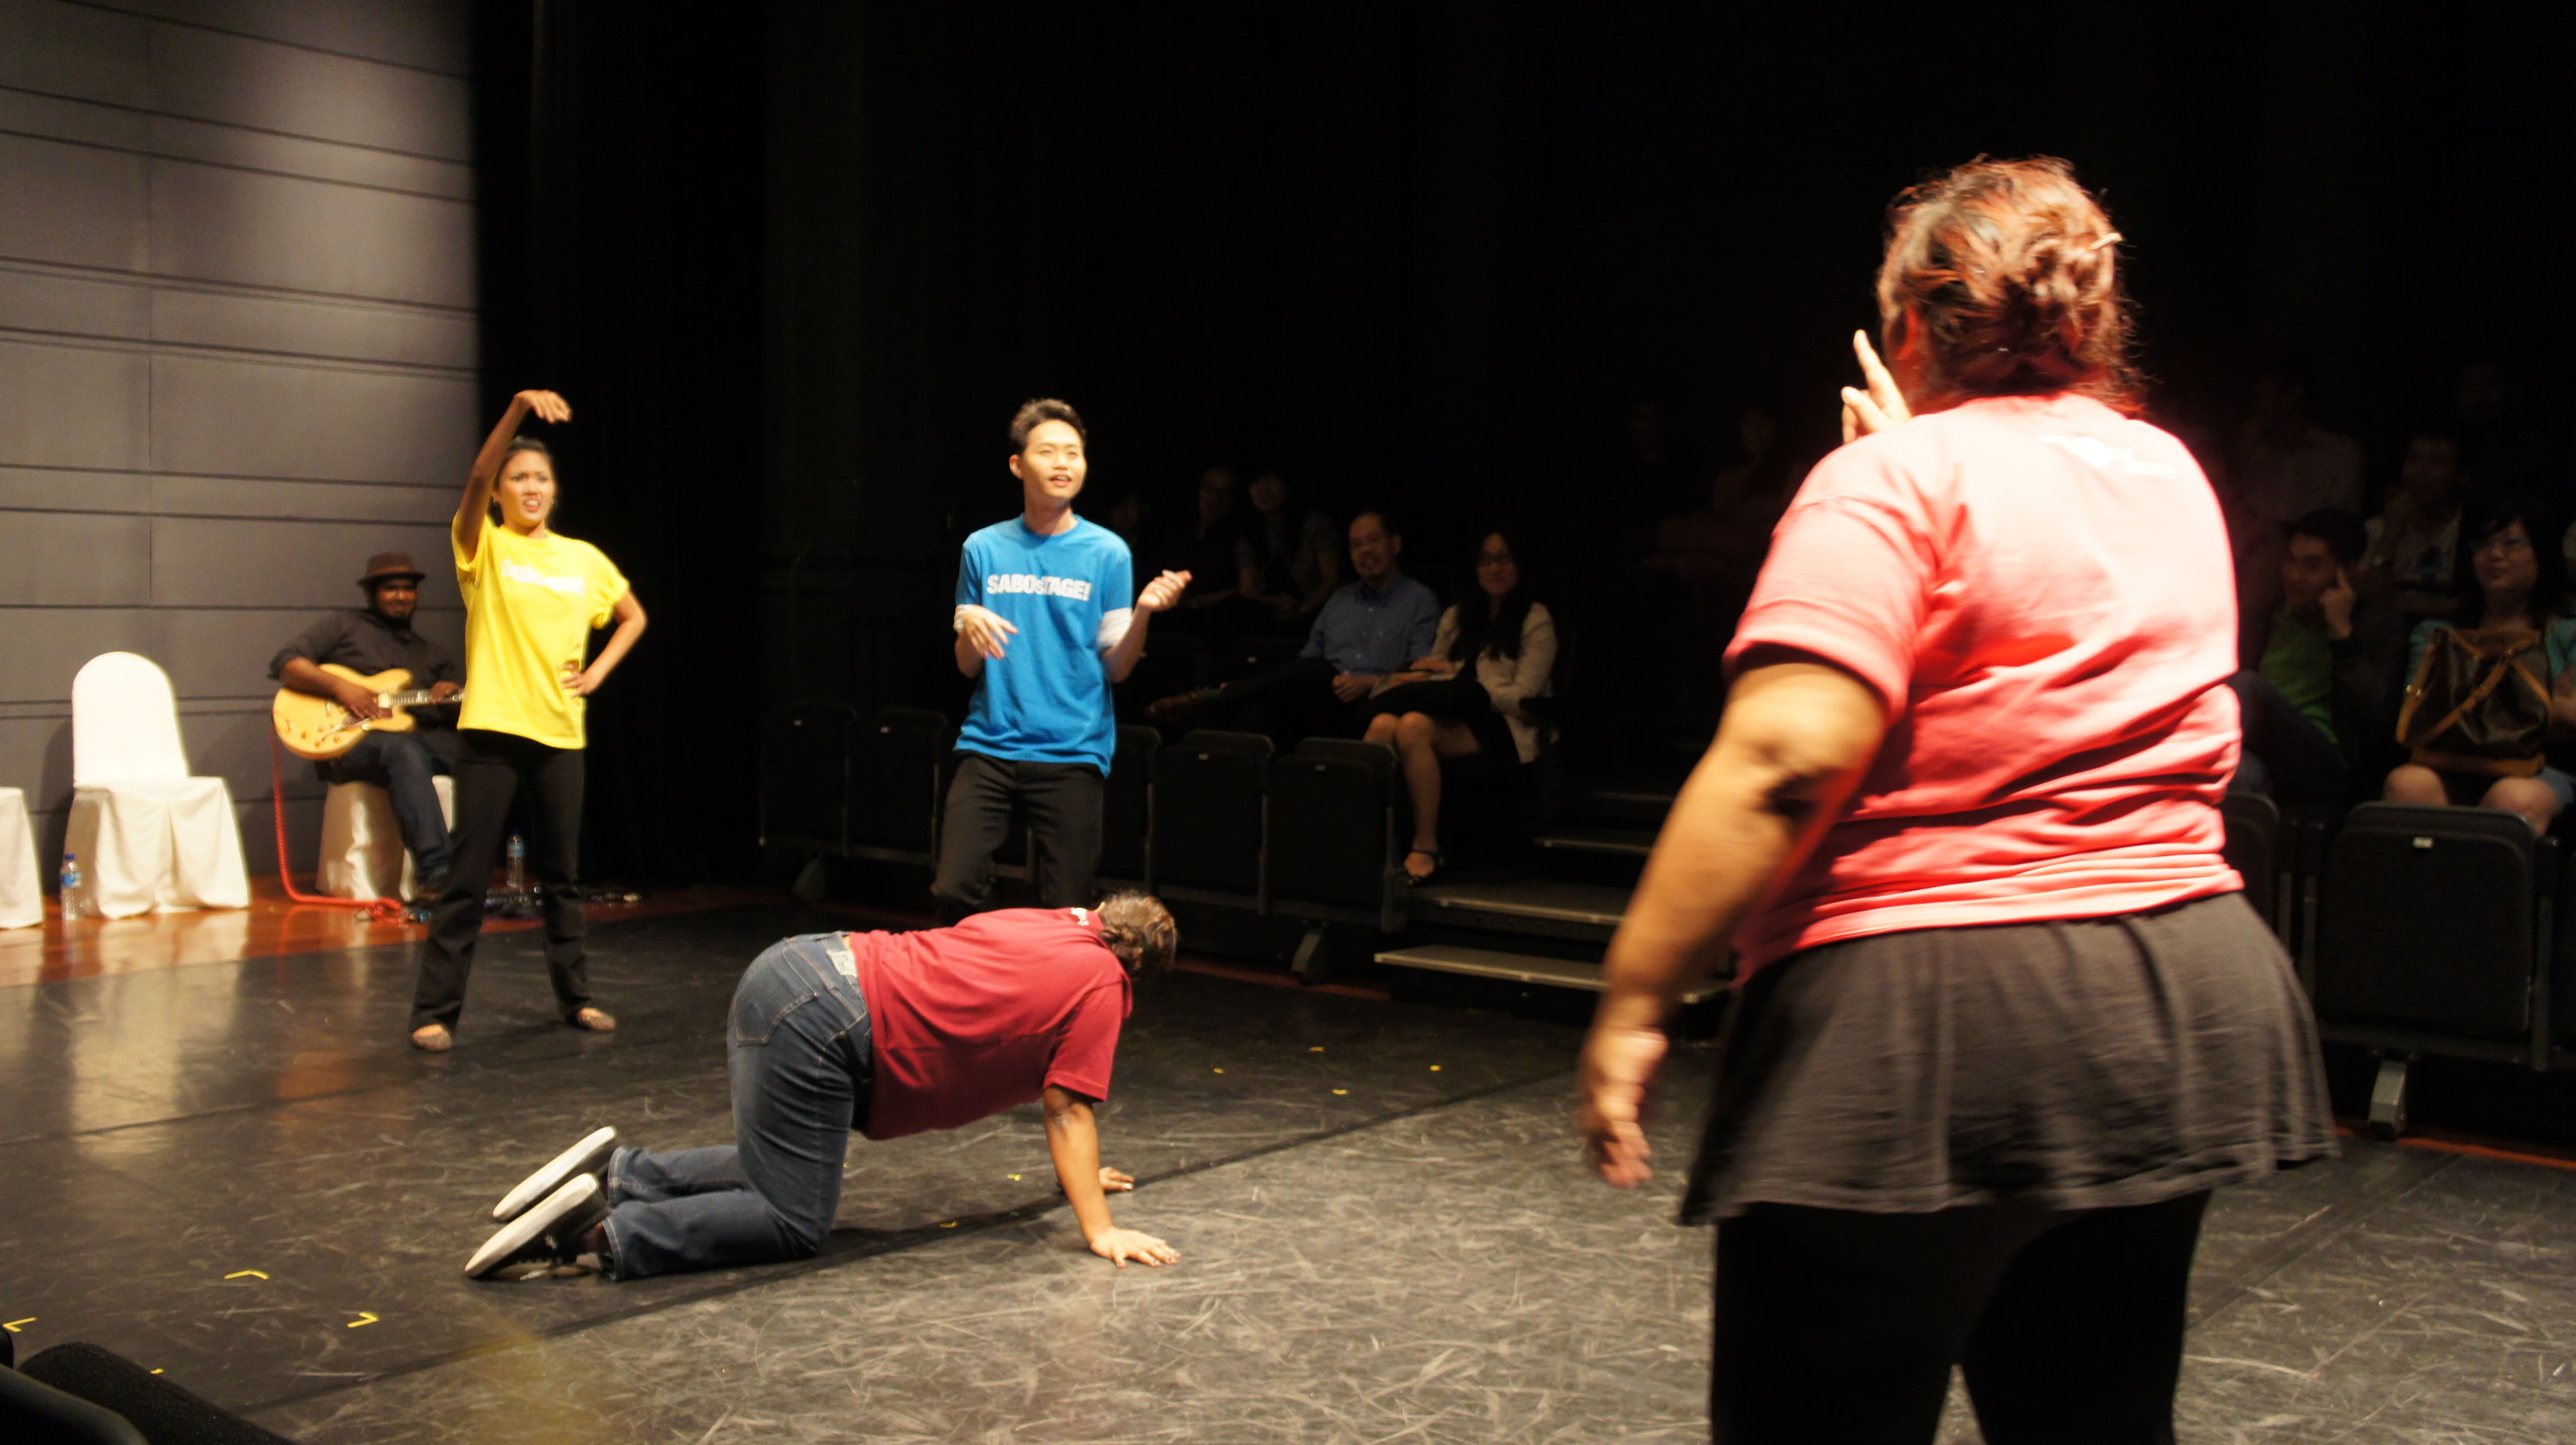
left=4, top=903, right=2574, bottom=1442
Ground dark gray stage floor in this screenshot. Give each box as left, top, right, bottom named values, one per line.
left=3, top=905, right=2573, bottom=1442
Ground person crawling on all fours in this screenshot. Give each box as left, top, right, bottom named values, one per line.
left=464, top=895, right=1183, bottom=1280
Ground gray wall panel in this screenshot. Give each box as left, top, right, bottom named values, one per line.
left=149, top=352, right=475, bottom=484
left=0, top=339, right=148, bottom=468
left=117, top=0, right=470, bottom=75
left=151, top=603, right=463, bottom=700
left=0, top=466, right=152, bottom=512
left=0, top=266, right=151, bottom=338
left=2, top=0, right=475, bottom=886
left=0, top=134, right=150, bottom=271
left=148, top=159, right=472, bottom=305
left=146, top=23, right=471, bottom=159
left=0, top=0, right=149, bottom=106
left=0, top=513, right=151, bottom=604
left=0, top=609, right=151, bottom=703
left=0, top=715, right=73, bottom=808
left=152, top=288, right=474, bottom=369
left=149, top=516, right=456, bottom=609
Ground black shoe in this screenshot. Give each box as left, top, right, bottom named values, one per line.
left=491, top=1125, right=618, bottom=1222
left=464, top=1175, right=609, bottom=1280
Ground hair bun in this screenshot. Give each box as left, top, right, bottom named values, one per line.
left=1876, top=158, right=2137, bottom=410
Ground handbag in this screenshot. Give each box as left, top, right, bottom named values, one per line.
left=2395, top=626, right=2551, bottom=777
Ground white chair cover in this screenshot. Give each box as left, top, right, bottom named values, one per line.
left=0, top=786, right=40, bottom=929
left=65, top=653, right=251, bottom=918
left=317, top=774, right=455, bottom=901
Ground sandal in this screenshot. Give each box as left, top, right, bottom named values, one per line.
left=1403, top=848, right=1444, bottom=887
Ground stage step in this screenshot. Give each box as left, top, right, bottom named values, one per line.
left=1374, top=942, right=1719, bottom=1004
left=1406, top=878, right=1630, bottom=940
left=1571, top=779, right=1680, bottom=829
left=1530, top=823, right=1657, bottom=858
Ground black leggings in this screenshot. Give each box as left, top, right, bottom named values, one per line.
left=415, top=728, right=590, bottom=1029
left=1712, top=1190, right=2210, bottom=1444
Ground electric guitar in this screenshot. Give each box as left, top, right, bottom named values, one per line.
left=272, top=665, right=462, bottom=760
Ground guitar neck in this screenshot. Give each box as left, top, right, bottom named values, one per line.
left=381, top=690, right=454, bottom=707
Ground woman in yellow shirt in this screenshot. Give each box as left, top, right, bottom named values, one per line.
left=412, top=389, right=648, bottom=1052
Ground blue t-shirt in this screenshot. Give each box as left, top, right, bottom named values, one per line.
left=955, top=516, right=1134, bottom=773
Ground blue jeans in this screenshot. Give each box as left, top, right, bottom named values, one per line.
left=320, top=728, right=458, bottom=883
left=600, top=934, right=872, bottom=1279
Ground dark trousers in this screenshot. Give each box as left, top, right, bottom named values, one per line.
left=2227, top=669, right=2347, bottom=806
left=1204, top=657, right=1368, bottom=745
left=416, top=728, right=590, bottom=1029
left=321, top=728, right=458, bottom=883
left=932, top=752, right=1104, bottom=924
left=1711, top=1190, right=2211, bottom=1444
left=602, top=934, right=870, bottom=1278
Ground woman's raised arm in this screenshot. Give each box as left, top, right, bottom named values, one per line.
left=457, top=389, right=571, bottom=554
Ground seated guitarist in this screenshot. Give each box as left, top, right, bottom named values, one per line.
left=268, top=551, right=463, bottom=892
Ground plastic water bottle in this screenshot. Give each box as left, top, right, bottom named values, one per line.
left=60, top=851, right=90, bottom=919
left=505, top=831, right=528, bottom=894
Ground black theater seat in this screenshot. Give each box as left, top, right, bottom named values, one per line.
left=1268, top=738, right=1402, bottom=929
left=1149, top=730, right=1271, bottom=905
left=2312, top=802, right=2557, bottom=1136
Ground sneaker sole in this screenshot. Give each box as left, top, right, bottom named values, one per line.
left=464, top=1175, right=604, bottom=1279
left=491, top=1125, right=618, bottom=1222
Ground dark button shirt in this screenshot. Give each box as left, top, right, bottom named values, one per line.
left=270, top=609, right=460, bottom=713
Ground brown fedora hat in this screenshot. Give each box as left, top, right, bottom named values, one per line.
left=358, top=551, right=427, bottom=586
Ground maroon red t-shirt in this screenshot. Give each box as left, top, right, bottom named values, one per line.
left=850, top=908, right=1133, bottom=1141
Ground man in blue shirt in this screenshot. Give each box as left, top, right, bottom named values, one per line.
left=1151, top=510, right=1441, bottom=744
left=939, top=399, right=1190, bottom=922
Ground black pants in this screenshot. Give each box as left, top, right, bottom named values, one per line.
left=320, top=727, right=459, bottom=883
left=1710, top=1190, right=2211, bottom=1444
left=416, top=728, right=590, bottom=1029
left=1204, top=657, right=1369, bottom=745
left=931, top=752, right=1103, bottom=924
left=2225, top=669, right=2347, bottom=807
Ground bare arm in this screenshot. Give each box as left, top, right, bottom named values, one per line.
left=1104, top=570, right=1190, bottom=685
left=564, top=589, right=646, bottom=697
left=456, top=390, right=571, bottom=556
left=279, top=656, right=389, bottom=720
left=1576, top=659, right=1887, bottom=1186
left=1042, top=1084, right=1178, bottom=1267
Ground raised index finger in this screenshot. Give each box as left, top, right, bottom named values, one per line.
left=1852, top=330, right=1900, bottom=401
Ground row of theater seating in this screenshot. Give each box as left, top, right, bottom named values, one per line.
left=763, top=709, right=1420, bottom=934
left=767, top=706, right=2576, bottom=1139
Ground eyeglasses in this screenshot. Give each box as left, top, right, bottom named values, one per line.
left=2476, top=534, right=2534, bottom=556
left=1476, top=553, right=1516, bottom=567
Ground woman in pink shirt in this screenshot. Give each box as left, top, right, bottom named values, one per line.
left=1575, top=159, right=2334, bottom=1442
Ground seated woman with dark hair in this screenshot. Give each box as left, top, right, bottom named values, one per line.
left=2382, top=496, right=2576, bottom=834
left=1362, top=527, right=1557, bottom=885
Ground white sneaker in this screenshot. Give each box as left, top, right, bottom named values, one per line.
left=491, top=1126, right=618, bottom=1222
left=464, top=1175, right=609, bottom=1280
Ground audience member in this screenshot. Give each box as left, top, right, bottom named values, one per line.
left=1163, top=467, right=1254, bottom=627
left=1150, top=510, right=1439, bottom=745
left=2357, top=426, right=2469, bottom=622
left=1238, top=468, right=1341, bottom=630
left=2226, top=509, right=2398, bottom=806
left=1102, top=485, right=1156, bottom=590
left=2381, top=498, right=2576, bottom=835
left=1361, top=527, right=1557, bottom=885
left=2235, top=362, right=2364, bottom=525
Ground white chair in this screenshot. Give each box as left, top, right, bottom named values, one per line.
left=318, top=774, right=456, bottom=901
left=0, top=786, right=40, bottom=928
left=65, top=652, right=251, bottom=918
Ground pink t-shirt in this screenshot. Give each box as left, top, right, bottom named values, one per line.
left=1723, top=393, right=2242, bottom=974
left=852, top=908, right=1131, bottom=1140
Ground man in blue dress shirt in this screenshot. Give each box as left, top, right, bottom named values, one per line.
left=1151, top=510, right=1441, bottom=745
left=938, top=399, right=1190, bottom=922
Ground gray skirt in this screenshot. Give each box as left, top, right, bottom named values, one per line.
left=1680, top=891, right=2339, bottom=1224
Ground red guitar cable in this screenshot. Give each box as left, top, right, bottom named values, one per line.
left=269, top=733, right=408, bottom=922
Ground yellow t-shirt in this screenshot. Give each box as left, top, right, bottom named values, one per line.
left=453, top=520, right=629, bottom=749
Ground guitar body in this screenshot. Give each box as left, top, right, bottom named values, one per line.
left=273, top=665, right=430, bottom=760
